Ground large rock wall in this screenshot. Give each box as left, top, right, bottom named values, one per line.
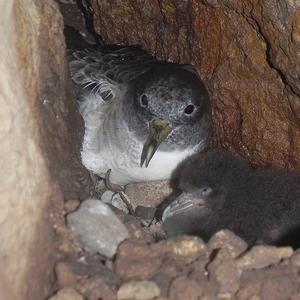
left=86, top=0, right=300, bottom=168
left=0, top=1, right=90, bottom=299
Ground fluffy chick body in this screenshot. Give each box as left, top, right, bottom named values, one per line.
left=163, top=150, right=300, bottom=246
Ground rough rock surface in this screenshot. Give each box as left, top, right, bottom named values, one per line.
left=236, top=245, right=293, bottom=270
left=54, top=203, right=300, bottom=300
left=49, top=288, right=84, bottom=300
left=84, top=0, right=300, bottom=169
left=125, top=180, right=173, bottom=210
left=117, top=280, right=161, bottom=300
left=67, top=199, right=129, bottom=257
left=0, top=1, right=91, bottom=300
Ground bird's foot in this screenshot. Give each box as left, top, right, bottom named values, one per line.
left=89, top=172, right=105, bottom=195
left=104, top=169, right=124, bottom=192
left=104, top=169, right=134, bottom=215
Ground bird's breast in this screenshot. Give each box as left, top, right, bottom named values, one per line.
left=109, top=147, right=197, bottom=185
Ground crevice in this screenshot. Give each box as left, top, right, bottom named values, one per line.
left=76, top=0, right=104, bottom=46
left=243, top=13, right=300, bottom=97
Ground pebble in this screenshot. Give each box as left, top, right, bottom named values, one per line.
left=55, top=261, right=79, bottom=288
left=207, top=248, right=241, bottom=295
left=169, top=236, right=207, bottom=263
left=48, top=288, right=83, bottom=300
left=66, top=199, right=129, bottom=257
left=169, top=276, right=203, bottom=300
left=101, top=190, right=129, bottom=213
left=117, top=280, right=160, bottom=300
left=125, top=180, right=172, bottom=210
left=208, top=229, right=248, bottom=258
left=236, top=245, right=293, bottom=270
left=100, top=190, right=115, bottom=204
left=64, top=199, right=80, bottom=214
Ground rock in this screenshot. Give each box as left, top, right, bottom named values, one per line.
left=64, top=199, right=80, bottom=214
left=86, top=0, right=300, bottom=170
left=236, top=245, right=293, bottom=270
left=135, top=206, right=157, bottom=221
left=77, top=276, right=117, bottom=300
left=49, top=288, right=83, bottom=300
left=207, top=230, right=248, bottom=258
left=238, top=265, right=298, bottom=300
left=0, top=0, right=93, bottom=299
left=291, top=293, right=300, bottom=300
left=55, top=261, right=80, bottom=288
left=102, top=191, right=130, bottom=214
left=151, top=272, right=175, bottom=297
left=66, top=199, right=129, bottom=257
left=115, top=239, right=162, bottom=280
left=188, top=258, right=211, bottom=283
left=100, top=190, right=115, bottom=204
left=55, top=256, right=119, bottom=289
left=291, top=249, right=300, bottom=267
left=207, top=248, right=241, bottom=295
left=124, top=180, right=173, bottom=209
left=152, top=236, right=208, bottom=264
left=111, top=193, right=130, bottom=214
left=117, top=281, right=160, bottom=300
left=112, top=208, right=154, bottom=241
left=169, top=276, right=203, bottom=300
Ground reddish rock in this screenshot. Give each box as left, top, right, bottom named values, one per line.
left=236, top=245, right=293, bottom=270
left=55, top=261, right=81, bottom=288
left=49, top=288, right=84, bottom=300
left=64, top=199, right=80, bottom=214
left=124, top=180, right=173, bottom=209
left=111, top=208, right=155, bottom=242
left=151, top=236, right=208, bottom=264
left=169, top=276, right=204, bottom=300
left=207, top=230, right=248, bottom=259
left=117, top=281, right=160, bottom=300
left=207, top=248, right=241, bottom=296
left=85, top=0, right=300, bottom=169
left=115, top=239, right=163, bottom=280
left=77, top=276, right=117, bottom=300
left=0, top=1, right=91, bottom=299
left=237, top=265, right=298, bottom=300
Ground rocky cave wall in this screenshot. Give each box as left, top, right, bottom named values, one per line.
left=82, top=0, right=300, bottom=168
left=0, top=1, right=91, bottom=300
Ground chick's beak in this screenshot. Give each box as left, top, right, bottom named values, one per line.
left=140, top=116, right=172, bottom=167
left=162, top=193, right=205, bottom=221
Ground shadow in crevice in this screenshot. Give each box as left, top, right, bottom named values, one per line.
left=275, top=225, right=300, bottom=250
left=75, top=0, right=104, bottom=46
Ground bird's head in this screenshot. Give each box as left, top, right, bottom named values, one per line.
left=126, top=64, right=212, bottom=167
left=162, top=149, right=250, bottom=221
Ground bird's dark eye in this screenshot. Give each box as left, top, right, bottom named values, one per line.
left=184, top=104, right=195, bottom=115
left=140, top=94, right=148, bottom=107
left=200, top=186, right=213, bottom=197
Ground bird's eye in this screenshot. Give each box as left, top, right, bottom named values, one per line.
left=184, top=104, right=195, bottom=115
left=200, top=186, right=213, bottom=197
left=140, top=94, right=148, bottom=107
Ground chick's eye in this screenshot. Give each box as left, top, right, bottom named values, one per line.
left=184, top=104, right=195, bottom=115
left=200, top=186, right=213, bottom=197
left=140, top=94, right=148, bottom=107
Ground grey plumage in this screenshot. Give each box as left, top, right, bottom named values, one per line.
left=162, top=149, right=300, bottom=246
left=66, top=27, right=212, bottom=185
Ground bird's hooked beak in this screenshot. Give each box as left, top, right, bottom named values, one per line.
left=162, top=193, right=205, bottom=221
left=140, top=116, right=172, bottom=167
